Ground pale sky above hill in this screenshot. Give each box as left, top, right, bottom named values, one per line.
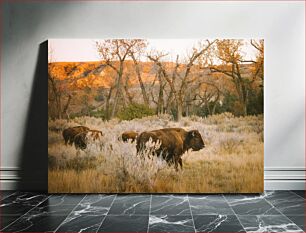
left=48, top=39, right=259, bottom=63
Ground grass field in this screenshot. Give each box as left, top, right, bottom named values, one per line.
left=48, top=113, right=263, bottom=193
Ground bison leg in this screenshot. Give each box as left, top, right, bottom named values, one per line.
left=68, top=138, right=73, bottom=145
left=76, top=150, right=81, bottom=157
left=172, top=156, right=178, bottom=171
left=178, top=157, right=183, bottom=169
left=174, top=160, right=179, bottom=171
left=173, top=156, right=183, bottom=171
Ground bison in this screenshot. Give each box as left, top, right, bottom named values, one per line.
left=136, top=128, right=205, bottom=170
left=62, top=126, right=89, bottom=145
left=74, top=129, right=103, bottom=150
left=120, top=131, right=138, bottom=143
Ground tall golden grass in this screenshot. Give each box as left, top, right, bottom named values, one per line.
left=48, top=113, right=263, bottom=193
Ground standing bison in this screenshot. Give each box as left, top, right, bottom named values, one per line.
left=136, top=128, right=205, bottom=170
left=74, top=130, right=103, bottom=150
left=120, top=131, right=138, bottom=143
left=62, top=126, right=89, bottom=145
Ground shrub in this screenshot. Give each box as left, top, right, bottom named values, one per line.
left=48, top=155, right=99, bottom=171
left=117, top=104, right=155, bottom=120
left=94, top=93, right=105, bottom=102
left=247, top=88, right=264, bottom=115
left=48, top=114, right=264, bottom=192
left=103, top=139, right=169, bottom=192
left=48, top=155, right=58, bottom=169
left=65, top=156, right=98, bottom=171
left=218, top=137, right=243, bottom=154
left=90, top=109, right=107, bottom=119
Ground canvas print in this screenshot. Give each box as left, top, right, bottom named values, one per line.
left=48, top=39, right=264, bottom=193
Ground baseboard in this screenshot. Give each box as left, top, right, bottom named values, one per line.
left=0, top=167, right=305, bottom=191
left=264, top=167, right=305, bottom=190
left=264, top=180, right=305, bottom=190
left=0, top=167, right=46, bottom=191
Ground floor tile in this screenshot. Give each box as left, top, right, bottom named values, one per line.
left=149, top=215, right=194, bottom=232
left=0, top=191, right=15, bottom=201
left=238, top=215, right=303, bottom=232
left=286, top=215, right=305, bottom=230
left=98, top=215, right=148, bottom=232
left=193, top=215, right=245, bottom=232
left=48, top=194, right=85, bottom=205
left=56, top=213, right=105, bottom=232
left=73, top=194, right=116, bottom=215
left=28, top=198, right=80, bottom=216
left=224, top=194, right=280, bottom=215
left=189, top=195, right=234, bottom=215
left=108, top=195, right=150, bottom=215
left=2, top=214, right=67, bottom=232
left=4, top=192, right=48, bottom=203
left=0, top=191, right=304, bottom=232
left=151, top=195, right=191, bottom=216
left=0, top=192, right=49, bottom=215
left=0, top=215, right=23, bottom=231
left=265, top=191, right=304, bottom=215
left=291, top=191, right=305, bottom=199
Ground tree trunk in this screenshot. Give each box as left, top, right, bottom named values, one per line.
left=62, top=94, right=72, bottom=119
left=55, top=95, right=62, bottom=119
left=243, top=87, right=248, bottom=116
left=157, top=72, right=164, bottom=115
left=124, top=75, right=134, bottom=104
left=185, top=92, right=192, bottom=117
left=105, top=86, right=114, bottom=120
left=186, top=104, right=189, bottom=117
left=211, top=91, right=220, bottom=115
left=157, top=88, right=164, bottom=115
left=242, top=94, right=248, bottom=116
left=131, top=55, right=149, bottom=105
left=206, top=103, right=211, bottom=115
left=48, top=75, right=62, bottom=119
left=176, top=102, right=183, bottom=122
left=111, top=62, right=124, bottom=118
left=175, top=95, right=183, bottom=121
left=237, top=83, right=248, bottom=116
left=165, top=90, right=174, bottom=114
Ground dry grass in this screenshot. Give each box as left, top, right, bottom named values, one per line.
left=48, top=113, right=263, bottom=193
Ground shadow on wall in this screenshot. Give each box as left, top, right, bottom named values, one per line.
left=17, top=41, right=48, bottom=191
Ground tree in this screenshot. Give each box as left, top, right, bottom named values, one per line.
left=128, top=39, right=150, bottom=105
left=195, top=82, right=222, bottom=115
left=48, top=62, right=73, bottom=119
left=105, top=84, right=115, bottom=120
left=251, top=39, right=264, bottom=81
left=150, top=66, right=167, bottom=115
left=96, top=39, right=140, bottom=118
left=148, top=40, right=215, bottom=121
left=210, top=39, right=252, bottom=116
left=123, top=74, right=135, bottom=104
left=248, top=39, right=264, bottom=115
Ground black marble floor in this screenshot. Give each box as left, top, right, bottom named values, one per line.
left=0, top=191, right=304, bottom=232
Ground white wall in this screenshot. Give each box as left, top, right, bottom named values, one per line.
left=1, top=1, right=304, bottom=190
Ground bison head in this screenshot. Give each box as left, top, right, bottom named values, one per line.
left=185, top=130, right=205, bottom=151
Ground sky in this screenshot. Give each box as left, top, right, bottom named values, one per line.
left=48, top=39, right=259, bottom=63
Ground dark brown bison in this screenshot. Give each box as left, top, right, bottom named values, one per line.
left=62, top=126, right=89, bottom=145
left=136, top=128, right=205, bottom=170
left=74, top=130, right=103, bottom=150
left=120, top=131, right=138, bottom=143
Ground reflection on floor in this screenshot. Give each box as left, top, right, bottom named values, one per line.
left=0, top=190, right=304, bottom=232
